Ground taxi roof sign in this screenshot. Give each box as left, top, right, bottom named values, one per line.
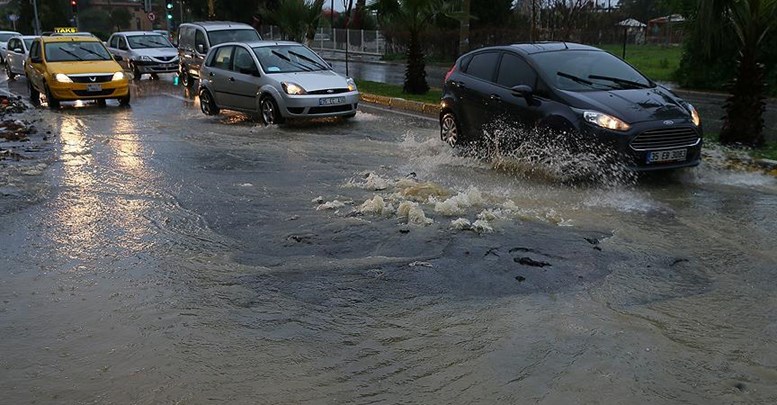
left=54, top=27, right=78, bottom=33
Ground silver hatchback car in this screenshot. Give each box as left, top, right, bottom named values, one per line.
left=198, top=41, right=359, bottom=124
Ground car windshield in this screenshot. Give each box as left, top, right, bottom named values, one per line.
left=23, top=39, right=33, bottom=50
left=44, top=41, right=112, bottom=62
left=207, top=29, right=260, bottom=46
left=532, top=50, right=654, bottom=91
left=127, top=34, right=173, bottom=49
left=0, top=33, right=17, bottom=42
left=253, top=45, right=328, bottom=73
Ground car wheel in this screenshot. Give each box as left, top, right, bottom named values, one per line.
left=5, top=64, right=15, bottom=80
left=342, top=112, right=356, bottom=120
left=118, top=91, right=131, bottom=107
left=96, top=99, right=107, bottom=108
left=440, top=112, right=462, bottom=147
left=28, top=80, right=40, bottom=105
left=199, top=88, right=220, bottom=116
left=259, top=95, right=284, bottom=125
left=44, top=84, right=60, bottom=109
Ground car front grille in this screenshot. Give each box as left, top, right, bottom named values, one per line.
left=308, top=88, right=350, bottom=95
left=69, top=75, right=113, bottom=83
left=73, top=89, right=115, bottom=96
left=308, top=104, right=354, bottom=114
left=630, top=127, right=700, bottom=151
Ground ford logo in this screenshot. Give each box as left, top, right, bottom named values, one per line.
left=663, top=120, right=674, bottom=125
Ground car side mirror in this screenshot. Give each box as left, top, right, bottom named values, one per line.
left=13, top=48, right=22, bottom=53
left=511, top=85, right=533, bottom=99
left=196, top=44, right=205, bottom=54
left=113, top=55, right=123, bottom=62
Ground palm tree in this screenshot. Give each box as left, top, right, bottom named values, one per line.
left=261, top=0, right=325, bottom=46
left=698, top=0, right=777, bottom=146
left=370, top=0, right=449, bottom=94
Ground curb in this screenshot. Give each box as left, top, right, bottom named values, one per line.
left=359, top=92, right=438, bottom=118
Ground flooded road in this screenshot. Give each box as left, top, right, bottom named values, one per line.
left=1, top=74, right=776, bottom=404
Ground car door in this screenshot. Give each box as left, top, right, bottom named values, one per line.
left=6, top=38, right=21, bottom=74
left=191, top=29, right=209, bottom=77
left=25, top=39, right=46, bottom=92
left=206, top=45, right=235, bottom=107
left=115, top=36, right=131, bottom=68
left=458, top=51, right=500, bottom=135
left=228, top=46, right=261, bottom=111
left=491, top=52, right=544, bottom=131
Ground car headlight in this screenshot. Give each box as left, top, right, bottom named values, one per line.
left=112, top=71, right=125, bottom=81
left=282, top=82, right=306, bottom=95
left=687, top=103, right=701, bottom=126
left=347, top=78, right=357, bottom=92
left=54, top=73, right=72, bottom=83
left=583, top=111, right=631, bottom=131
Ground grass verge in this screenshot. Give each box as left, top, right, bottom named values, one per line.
left=357, top=80, right=441, bottom=105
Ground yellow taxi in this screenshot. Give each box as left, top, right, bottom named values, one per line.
left=24, top=35, right=130, bottom=108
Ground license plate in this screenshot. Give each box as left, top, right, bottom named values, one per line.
left=319, top=96, right=345, bottom=106
left=86, top=83, right=102, bottom=92
left=647, top=148, right=687, bottom=163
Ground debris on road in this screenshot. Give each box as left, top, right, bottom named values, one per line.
left=515, top=257, right=552, bottom=267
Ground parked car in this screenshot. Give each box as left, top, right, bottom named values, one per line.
left=177, top=21, right=261, bottom=88
left=198, top=41, right=358, bottom=124
left=107, top=31, right=179, bottom=80
left=440, top=42, right=703, bottom=171
left=25, top=36, right=130, bottom=108
left=5, top=35, right=37, bottom=79
left=0, top=30, right=22, bottom=64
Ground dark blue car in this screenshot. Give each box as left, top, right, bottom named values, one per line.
left=440, top=42, right=702, bottom=171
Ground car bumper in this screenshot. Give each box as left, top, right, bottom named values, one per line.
left=276, top=91, right=360, bottom=118
left=582, top=121, right=703, bottom=171
left=134, top=60, right=179, bottom=74
left=49, top=80, right=130, bottom=100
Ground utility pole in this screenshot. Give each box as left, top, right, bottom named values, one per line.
left=208, top=0, right=215, bottom=19
left=458, top=0, right=470, bottom=55
left=531, top=0, right=537, bottom=42
left=31, top=0, right=41, bottom=35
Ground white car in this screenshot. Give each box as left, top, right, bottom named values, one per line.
left=4, top=35, right=37, bottom=80
left=107, top=31, right=179, bottom=80
left=0, top=30, right=22, bottom=64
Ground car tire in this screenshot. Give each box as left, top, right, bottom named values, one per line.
left=259, top=95, right=284, bottom=125
left=118, top=91, right=131, bottom=107
left=96, top=99, right=107, bottom=108
left=199, top=88, right=220, bottom=116
left=440, top=112, right=462, bottom=147
left=28, top=80, right=40, bottom=105
left=5, top=64, right=15, bottom=80
left=44, top=84, right=60, bottom=109
left=343, top=112, right=356, bottom=119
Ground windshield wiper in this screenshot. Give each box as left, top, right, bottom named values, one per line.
left=288, top=51, right=327, bottom=70
left=77, top=46, right=109, bottom=60
left=557, top=71, right=596, bottom=87
left=271, top=50, right=312, bottom=71
left=588, top=74, right=651, bottom=89
left=58, top=48, right=84, bottom=61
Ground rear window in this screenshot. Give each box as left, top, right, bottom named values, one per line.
left=464, top=52, right=499, bottom=82
left=44, top=41, right=111, bottom=62
left=208, top=29, right=260, bottom=46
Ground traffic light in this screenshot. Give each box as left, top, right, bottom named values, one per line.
left=70, top=0, right=78, bottom=13
left=166, top=0, right=174, bottom=20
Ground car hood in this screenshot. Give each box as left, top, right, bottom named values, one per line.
left=559, top=87, right=692, bottom=124
left=131, top=48, right=178, bottom=58
left=269, top=70, right=349, bottom=92
left=46, top=60, right=123, bottom=74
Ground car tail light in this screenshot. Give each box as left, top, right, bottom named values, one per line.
left=444, top=65, right=456, bottom=82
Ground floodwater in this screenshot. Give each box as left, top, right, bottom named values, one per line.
left=1, top=75, right=776, bottom=404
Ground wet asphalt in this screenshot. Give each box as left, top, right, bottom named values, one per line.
left=1, top=73, right=776, bottom=404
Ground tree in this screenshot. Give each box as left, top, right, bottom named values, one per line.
left=260, top=0, right=325, bottom=45
left=370, top=0, right=450, bottom=94
left=698, top=0, right=777, bottom=146
left=109, top=8, right=132, bottom=31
